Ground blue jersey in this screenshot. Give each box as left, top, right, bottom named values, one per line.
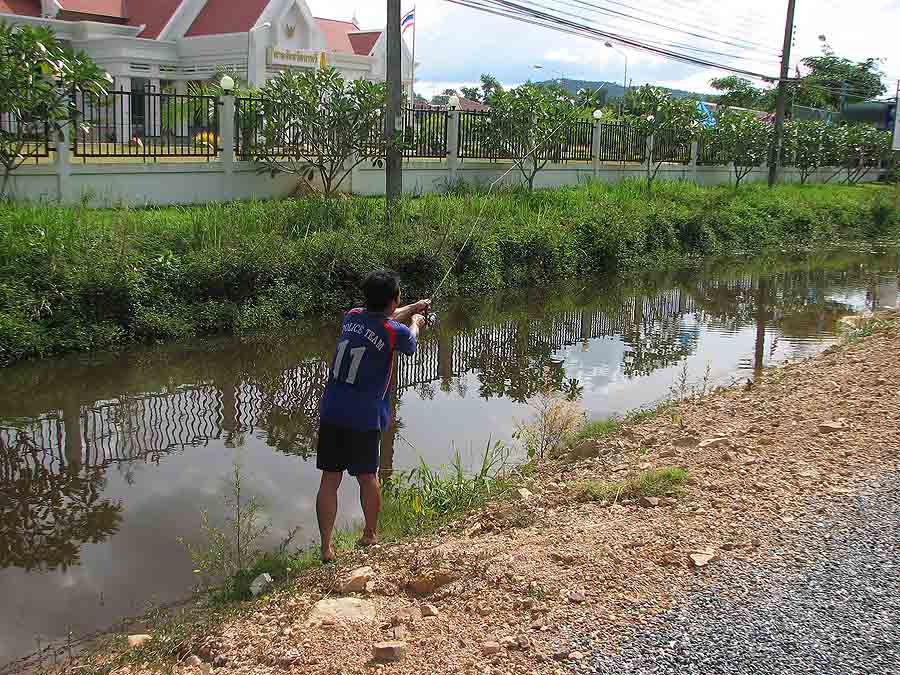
left=319, top=309, right=416, bottom=431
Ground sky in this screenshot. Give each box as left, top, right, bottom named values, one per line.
left=304, top=0, right=900, bottom=101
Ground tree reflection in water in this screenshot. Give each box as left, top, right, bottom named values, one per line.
left=0, top=249, right=896, bottom=573
left=0, top=433, right=122, bottom=571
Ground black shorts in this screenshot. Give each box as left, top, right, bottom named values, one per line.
left=316, top=423, right=381, bottom=476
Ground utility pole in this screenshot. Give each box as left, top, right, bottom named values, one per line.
left=385, top=0, right=403, bottom=207
left=768, top=0, right=797, bottom=187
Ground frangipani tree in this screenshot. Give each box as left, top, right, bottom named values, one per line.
left=0, top=22, right=110, bottom=198
left=783, top=119, right=829, bottom=184
left=254, top=68, right=386, bottom=197
left=708, top=108, right=772, bottom=188
left=486, top=83, right=585, bottom=191
left=625, top=86, right=704, bottom=189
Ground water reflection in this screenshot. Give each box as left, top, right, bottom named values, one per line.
left=0, top=250, right=897, bottom=664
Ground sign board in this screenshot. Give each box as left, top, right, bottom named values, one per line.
left=893, top=89, right=900, bottom=151
left=267, top=48, right=327, bottom=68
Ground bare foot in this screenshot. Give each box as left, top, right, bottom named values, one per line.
left=356, top=535, right=377, bottom=548
left=321, top=547, right=336, bottom=564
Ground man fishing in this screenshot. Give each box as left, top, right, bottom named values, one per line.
left=316, top=269, right=430, bottom=562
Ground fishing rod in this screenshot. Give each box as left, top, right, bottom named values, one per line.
left=425, top=83, right=608, bottom=327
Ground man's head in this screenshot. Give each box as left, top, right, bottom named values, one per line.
left=362, top=269, right=401, bottom=314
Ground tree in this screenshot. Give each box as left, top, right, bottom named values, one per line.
left=160, top=67, right=251, bottom=142
left=480, top=74, right=504, bottom=105
left=709, top=76, right=775, bottom=111
left=486, top=83, right=585, bottom=190
left=0, top=22, right=111, bottom=198
left=626, top=85, right=704, bottom=189
left=783, top=119, right=829, bottom=184
left=798, top=37, right=885, bottom=110
left=442, top=88, right=459, bottom=97
left=707, top=108, right=772, bottom=188
left=460, top=86, right=482, bottom=103
left=575, top=86, right=607, bottom=111
left=824, top=124, right=892, bottom=185
left=254, top=68, right=386, bottom=197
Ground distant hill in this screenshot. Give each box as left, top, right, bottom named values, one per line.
left=535, top=78, right=715, bottom=102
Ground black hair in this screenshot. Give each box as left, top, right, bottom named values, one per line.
left=362, top=269, right=400, bottom=312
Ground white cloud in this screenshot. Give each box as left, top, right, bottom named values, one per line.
left=305, top=0, right=900, bottom=99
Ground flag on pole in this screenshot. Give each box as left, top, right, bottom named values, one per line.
left=401, top=8, right=415, bottom=32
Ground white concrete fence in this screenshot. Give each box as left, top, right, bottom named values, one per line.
left=5, top=99, right=872, bottom=207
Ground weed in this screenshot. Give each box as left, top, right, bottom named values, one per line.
left=579, top=466, right=688, bottom=502
left=379, top=441, right=514, bottom=539
left=573, top=417, right=622, bottom=443
left=1, top=182, right=897, bottom=365
left=514, top=380, right=585, bottom=458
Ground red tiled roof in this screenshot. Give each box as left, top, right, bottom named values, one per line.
left=60, top=0, right=125, bottom=17
left=0, top=0, right=41, bottom=16
left=348, top=30, right=380, bottom=56
left=316, top=17, right=360, bottom=53
left=457, top=97, right=490, bottom=112
left=122, top=0, right=182, bottom=38
left=185, top=0, right=268, bottom=36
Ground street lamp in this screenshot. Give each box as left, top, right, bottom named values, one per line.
left=448, top=94, right=460, bottom=110
left=592, top=109, right=603, bottom=120
left=220, top=74, right=235, bottom=93
left=604, top=41, right=627, bottom=116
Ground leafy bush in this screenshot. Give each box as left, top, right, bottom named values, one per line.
left=0, top=183, right=897, bottom=365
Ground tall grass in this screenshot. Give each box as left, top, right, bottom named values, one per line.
left=1, top=181, right=897, bottom=365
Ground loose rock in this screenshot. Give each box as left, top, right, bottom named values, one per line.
left=341, top=566, right=374, bottom=593
left=482, top=641, right=501, bottom=656
left=568, top=590, right=586, bottom=603
left=249, top=572, right=273, bottom=597
left=127, top=635, right=151, bottom=649
left=372, top=641, right=407, bottom=663
left=819, top=420, right=849, bottom=433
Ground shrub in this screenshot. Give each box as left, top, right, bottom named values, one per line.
left=0, top=183, right=897, bottom=365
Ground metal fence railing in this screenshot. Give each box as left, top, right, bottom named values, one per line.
left=459, top=111, right=514, bottom=160
left=697, top=134, right=730, bottom=166
left=653, top=128, right=691, bottom=164
left=11, top=91, right=824, bottom=170
left=401, top=108, right=448, bottom=158
left=552, top=120, right=593, bottom=163
left=0, top=111, right=52, bottom=164
left=71, top=89, right=221, bottom=161
left=234, top=94, right=267, bottom=160
left=597, top=123, right=646, bottom=163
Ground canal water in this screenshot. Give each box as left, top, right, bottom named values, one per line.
left=1, top=249, right=898, bottom=666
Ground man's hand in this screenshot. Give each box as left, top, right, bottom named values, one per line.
left=393, top=299, right=431, bottom=325
left=410, top=313, right=426, bottom=339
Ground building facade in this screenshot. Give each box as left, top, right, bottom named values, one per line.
left=0, top=0, right=414, bottom=135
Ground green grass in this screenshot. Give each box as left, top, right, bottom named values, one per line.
left=573, top=417, right=623, bottom=443
left=1, top=180, right=898, bottom=365
left=580, top=466, right=689, bottom=502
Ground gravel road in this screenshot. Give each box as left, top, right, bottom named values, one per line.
left=574, top=468, right=900, bottom=675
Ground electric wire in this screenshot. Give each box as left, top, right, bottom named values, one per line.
left=545, top=0, right=781, bottom=55
left=445, top=0, right=783, bottom=82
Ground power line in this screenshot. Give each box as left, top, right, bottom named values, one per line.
left=444, top=0, right=783, bottom=82
left=558, top=0, right=781, bottom=54
left=530, top=0, right=781, bottom=64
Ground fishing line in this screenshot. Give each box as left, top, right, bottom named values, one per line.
left=428, top=83, right=609, bottom=320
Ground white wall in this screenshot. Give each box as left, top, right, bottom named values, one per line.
left=6, top=157, right=878, bottom=207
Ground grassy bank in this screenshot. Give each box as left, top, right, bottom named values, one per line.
left=1, top=181, right=898, bottom=365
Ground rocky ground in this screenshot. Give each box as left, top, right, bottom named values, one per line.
left=77, top=311, right=900, bottom=675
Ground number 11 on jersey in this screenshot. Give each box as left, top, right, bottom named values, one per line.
left=333, top=339, right=366, bottom=384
